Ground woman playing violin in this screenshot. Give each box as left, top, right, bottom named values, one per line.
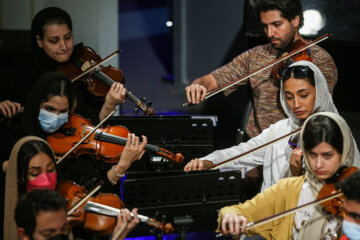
left=0, top=73, right=146, bottom=238
left=218, top=112, right=359, bottom=239
left=184, top=61, right=360, bottom=195
left=0, top=7, right=125, bottom=123
left=0, top=72, right=146, bottom=187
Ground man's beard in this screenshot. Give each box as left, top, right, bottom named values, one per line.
left=270, top=30, right=296, bottom=51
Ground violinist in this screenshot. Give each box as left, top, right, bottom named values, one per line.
left=185, top=0, right=337, bottom=139
left=0, top=6, right=125, bottom=123
left=0, top=73, right=147, bottom=237
left=218, top=112, right=358, bottom=239
left=339, top=170, right=360, bottom=239
left=184, top=61, right=359, bottom=195
left=0, top=71, right=146, bottom=188
left=2, top=136, right=58, bottom=239
left=15, top=189, right=140, bottom=240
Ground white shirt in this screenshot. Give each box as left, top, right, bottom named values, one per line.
left=200, top=118, right=294, bottom=192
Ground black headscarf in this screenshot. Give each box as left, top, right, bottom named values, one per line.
left=31, top=7, right=73, bottom=74
left=22, top=71, right=76, bottom=139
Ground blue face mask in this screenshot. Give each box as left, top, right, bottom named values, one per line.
left=38, top=109, right=68, bottom=133
left=342, top=220, right=360, bottom=240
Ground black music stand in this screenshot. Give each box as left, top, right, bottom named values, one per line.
left=105, top=115, right=217, bottom=171
left=122, top=169, right=246, bottom=239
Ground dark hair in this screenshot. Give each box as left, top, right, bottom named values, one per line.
left=31, top=7, right=72, bottom=52
left=256, top=0, right=304, bottom=28
left=281, top=65, right=315, bottom=86
left=340, top=170, right=360, bottom=202
left=302, top=115, right=343, bottom=154
left=22, top=72, right=76, bottom=139
left=31, top=7, right=73, bottom=71
left=15, top=189, right=66, bottom=237
left=17, top=140, right=57, bottom=195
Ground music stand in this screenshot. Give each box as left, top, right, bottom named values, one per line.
left=122, top=169, right=246, bottom=239
left=105, top=115, right=217, bottom=171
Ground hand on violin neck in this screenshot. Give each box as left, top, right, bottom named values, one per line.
left=100, top=82, right=126, bottom=120
left=117, top=133, right=148, bottom=170
left=183, top=158, right=214, bottom=171
left=113, top=208, right=139, bottom=240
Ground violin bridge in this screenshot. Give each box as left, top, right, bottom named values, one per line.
left=81, top=61, right=91, bottom=72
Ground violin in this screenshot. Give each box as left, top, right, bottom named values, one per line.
left=270, top=39, right=313, bottom=80
left=57, top=46, right=154, bottom=115
left=57, top=180, right=123, bottom=235
left=57, top=181, right=174, bottom=235
left=183, top=33, right=332, bottom=106
left=47, top=114, right=184, bottom=164
left=318, top=166, right=359, bottom=218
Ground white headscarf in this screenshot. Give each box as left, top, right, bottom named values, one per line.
left=280, top=60, right=338, bottom=130
left=297, top=112, right=358, bottom=239
left=301, top=112, right=357, bottom=192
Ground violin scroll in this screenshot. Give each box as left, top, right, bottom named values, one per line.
left=157, top=148, right=184, bottom=164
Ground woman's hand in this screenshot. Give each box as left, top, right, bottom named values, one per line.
left=108, top=133, right=147, bottom=184
left=112, top=208, right=140, bottom=240
left=0, top=100, right=21, bottom=118
left=118, top=133, right=147, bottom=170
left=99, top=82, right=126, bottom=121
left=221, top=213, right=247, bottom=237
left=183, top=158, right=214, bottom=171
left=289, top=147, right=303, bottom=176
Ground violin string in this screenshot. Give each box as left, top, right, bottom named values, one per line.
left=67, top=184, right=103, bottom=215
left=56, top=110, right=116, bottom=164
left=71, top=50, right=119, bottom=83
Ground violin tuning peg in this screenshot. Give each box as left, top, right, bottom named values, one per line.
left=141, top=97, right=147, bottom=102
left=134, top=107, right=139, bottom=113
left=147, top=101, right=152, bottom=107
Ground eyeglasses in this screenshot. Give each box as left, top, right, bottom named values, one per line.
left=279, top=66, right=310, bottom=81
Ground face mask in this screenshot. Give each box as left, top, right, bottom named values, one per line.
left=27, top=172, right=57, bottom=192
left=38, top=109, right=68, bottom=133
left=342, top=220, right=360, bottom=240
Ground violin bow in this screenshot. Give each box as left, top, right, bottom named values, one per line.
left=67, top=180, right=104, bottom=215
left=216, top=191, right=343, bottom=237
left=56, top=109, right=116, bottom=164
left=183, top=33, right=332, bottom=107
left=70, top=50, right=121, bottom=83
left=111, top=221, right=128, bottom=240
left=209, top=127, right=302, bottom=170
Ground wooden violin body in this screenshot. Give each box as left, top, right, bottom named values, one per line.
left=57, top=181, right=125, bottom=235
left=47, top=114, right=184, bottom=164
left=48, top=114, right=128, bottom=163
left=58, top=46, right=125, bottom=98
left=270, top=39, right=314, bottom=79
left=57, top=46, right=154, bottom=115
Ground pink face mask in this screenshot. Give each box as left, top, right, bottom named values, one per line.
left=27, top=172, right=57, bottom=192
